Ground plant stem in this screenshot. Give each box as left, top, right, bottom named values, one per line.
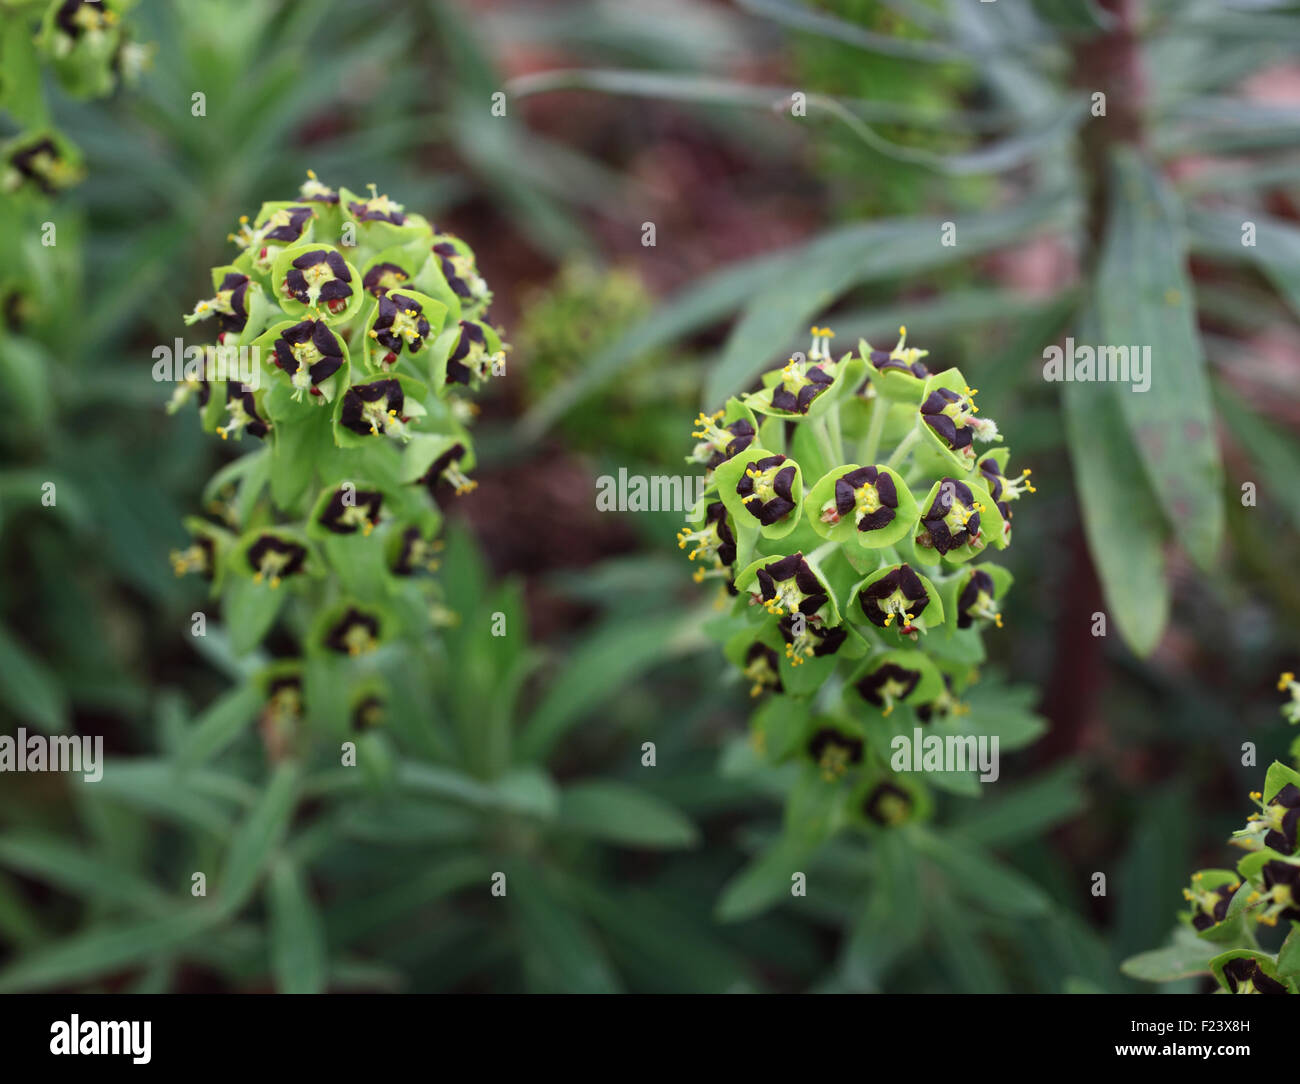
left=827, top=404, right=844, bottom=464
left=807, top=540, right=837, bottom=565
left=886, top=426, right=921, bottom=469
left=812, top=416, right=837, bottom=471
left=860, top=394, right=888, bottom=465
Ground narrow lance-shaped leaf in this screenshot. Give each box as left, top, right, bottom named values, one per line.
left=1095, top=148, right=1223, bottom=569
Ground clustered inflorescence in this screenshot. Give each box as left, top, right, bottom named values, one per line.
left=679, top=326, right=1033, bottom=830
left=1, top=0, right=151, bottom=199
left=1168, top=676, right=1300, bottom=994
left=168, top=172, right=505, bottom=745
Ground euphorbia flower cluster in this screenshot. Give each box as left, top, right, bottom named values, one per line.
left=169, top=173, right=506, bottom=746
left=679, top=326, right=1031, bottom=831
left=1130, top=678, right=1300, bottom=994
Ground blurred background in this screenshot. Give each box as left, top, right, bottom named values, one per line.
left=1, top=0, right=1298, bottom=993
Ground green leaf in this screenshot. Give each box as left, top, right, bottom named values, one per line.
left=715, top=833, right=819, bottom=923
left=913, top=829, right=1050, bottom=918
left=558, top=781, right=700, bottom=849
left=0, top=909, right=222, bottom=993
left=0, top=834, right=172, bottom=913
left=1095, top=149, right=1223, bottom=569
left=510, top=865, right=621, bottom=994
left=518, top=611, right=697, bottom=762
left=1189, top=207, right=1300, bottom=322
left=267, top=856, right=327, bottom=994
left=955, top=764, right=1086, bottom=847
left=224, top=575, right=288, bottom=656
left=707, top=193, right=1071, bottom=404
left=1214, top=382, right=1300, bottom=533
left=0, top=623, right=66, bottom=732
left=176, top=683, right=263, bottom=771
left=398, top=762, right=559, bottom=820
left=91, top=760, right=243, bottom=834
left=1062, top=306, right=1170, bottom=657
left=219, top=762, right=301, bottom=914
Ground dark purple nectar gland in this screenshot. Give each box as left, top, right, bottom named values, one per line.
left=340, top=379, right=412, bottom=441
left=185, top=272, right=250, bottom=336
left=320, top=488, right=382, bottom=536
left=169, top=535, right=215, bottom=580
left=433, top=240, right=487, bottom=302
left=445, top=321, right=501, bottom=387
left=266, top=675, right=304, bottom=722
left=351, top=695, right=385, bottom=732
left=856, top=662, right=922, bottom=718
left=394, top=527, right=444, bottom=576
left=274, top=320, right=344, bottom=400
left=349, top=184, right=407, bottom=225
left=299, top=169, right=338, bottom=205
left=736, top=456, right=797, bottom=526
left=229, top=208, right=314, bottom=271
left=753, top=554, right=828, bottom=619
left=417, top=442, right=476, bottom=497
left=823, top=465, right=897, bottom=531
left=676, top=501, right=737, bottom=584
left=1184, top=873, right=1240, bottom=932
left=770, top=335, right=835, bottom=414
left=858, top=565, right=929, bottom=635
left=283, top=249, right=353, bottom=315
left=957, top=569, right=1002, bottom=629
left=868, top=326, right=930, bottom=379
left=778, top=615, right=846, bottom=667
left=916, top=674, right=967, bottom=723
left=918, top=478, right=984, bottom=556
left=807, top=726, right=864, bottom=782
left=369, top=292, right=431, bottom=363
left=325, top=609, right=380, bottom=657
left=5, top=137, right=77, bottom=196
left=920, top=383, right=981, bottom=463
left=1232, top=784, right=1300, bottom=854
left=218, top=385, right=270, bottom=441
left=56, top=0, right=117, bottom=40
left=363, top=262, right=411, bottom=297
left=863, top=782, right=913, bottom=827
left=689, top=411, right=757, bottom=472
left=247, top=535, right=307, bottom=589
left=743, top=643, right=783, bottom=699
left=1248, top=860, right=1300, bottom=929
left=1221, top=957, right=1287, bottom=995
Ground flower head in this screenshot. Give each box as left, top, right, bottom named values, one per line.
left=247, top=534, right=307, bottom=588
left=750, top=553, right=829, bottom=620
left=217, top=385, right=270, bottom=440
left=676, top=501, right=737, bottom=584
left=736, top=455, right=799, bottom=527
left=340, top=378, right=411, bottom=441
left=743, top=642, right=783, bottom=699
left=324, top=608, right=381, bottom=656
left=1182, top=871, right=1240, bottom=932
left=858, top=564, right=931, bottom=634
left=807, top=725, right=864, bottom=781
left=918, top=478, right=984, bottom=556
left=272, top=319, right=344, bottom=399
left=1230, top=784, right=1300, bottom=855
left=318, top=487, right=382, bottom=536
